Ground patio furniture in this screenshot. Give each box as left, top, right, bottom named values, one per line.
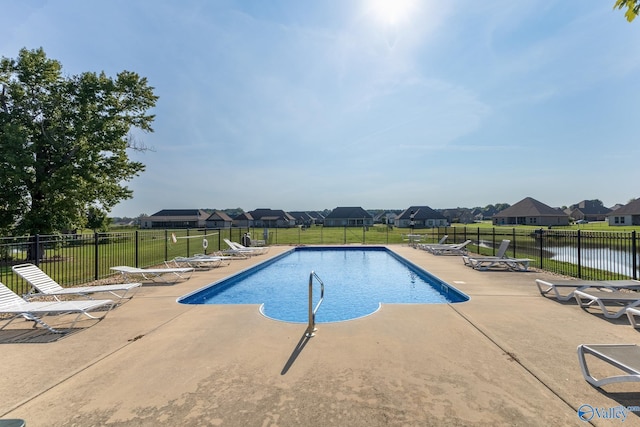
left=0, top=281, right=114, bottom=333
left=425, top=240, right=472, bottom=256
left=416, top=235, right=448, bottom=251
left=577, top=344, right=640, bottom=387
left=536, top=279, right=640, bottom=302
left=223, top=239, right=269, bottom=255
left=462, top=240, right=532, bottom=271
left=626, top=307, right=640, bottom=328
left=110, top=265, right=194, bottom=284
left=169, top=255, right=230, bottom=270
left=13, top=263, right=142, bottom=303
left=573, top=289, right=640, bottom=319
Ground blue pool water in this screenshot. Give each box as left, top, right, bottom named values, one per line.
left=178, top=246, right=468, bottom=323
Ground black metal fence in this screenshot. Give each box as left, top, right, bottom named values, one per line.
left=0, top=226, right=637, bottom=295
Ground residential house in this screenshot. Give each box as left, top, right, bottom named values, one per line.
left=471, top=208, right=485, bottom=222
left=565, top=200, right=611, bottom=222
left=439, top=208, right=475, bottom=224
left=306, top=211, right=325, bottom=225
left=232, top=212, right=254, bottom=228
left=606, top=198, right=640, bottom=226
left=397, top=206, right=448, bottom=228
left=288, top=211, right=315, bottom=227
left=373, top=211, right=399, bottom=225
left=493, top=197, right=569, bottom=226
left=246, top=208, right=296, bottom=228
left=323, top=207, right=373, bottom=227
left=140, top=209, right=209, bottom=229
left=205, top=210, right=234, bottom=229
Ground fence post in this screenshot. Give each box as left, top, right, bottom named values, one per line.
left=512, top=228, right=516, bottom=257
left=34, top=234, right=41, bottom=266
left=135, top=230, right=139, bottom=268
left=164, top=229, right=168, bottom=260
left=94, top=232, right=99, bottom=280
left=492, top=228, right=496, bottom=255
left=633, top=230, right=637, bottom=280
left=538, top=228, right=544, bottom=270
left=577, top=229, right=582, bottom=279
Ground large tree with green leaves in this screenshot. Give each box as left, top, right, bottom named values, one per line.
left=615, top=0, right=640, bottom=22
left=0, top=48, right=157, bottom=235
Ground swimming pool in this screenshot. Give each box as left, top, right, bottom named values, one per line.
left=178, top=246, right=469, bottom=323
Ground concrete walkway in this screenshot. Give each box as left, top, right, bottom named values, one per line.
left=1, top=245, right=639, bottom=426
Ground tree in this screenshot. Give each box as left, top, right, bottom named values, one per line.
left=86, top=206, right=111, bottom=232
left=615, top=0, right=640, bottom=22
left=0, top=48, right=158, bottom=235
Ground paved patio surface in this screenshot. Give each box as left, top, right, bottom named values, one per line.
left=1, top=245, right=639, bottom=426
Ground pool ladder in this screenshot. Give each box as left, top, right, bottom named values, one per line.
left=305, top=271, right=325, bottom=337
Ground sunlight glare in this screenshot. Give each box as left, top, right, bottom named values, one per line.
left=368, top=0, right=417, bottom=26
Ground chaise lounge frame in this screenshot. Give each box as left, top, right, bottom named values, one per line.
left=577, top=344, right=640, bottom=387
left=13, top=263, right=142, bottom=303
left=536, top=279, right=640, bottom=302
left=110, top=265, right=194, bottom=284
left=462, top=240, right=532, bottom=271
left=0, top=281, right=114, bottom=334
left=573, top=289, right=640, bottom=319
left=424, top=240, right=472, bottom=256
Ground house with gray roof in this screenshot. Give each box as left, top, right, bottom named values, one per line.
left=606, top=198, right=640, bottom=226
left=205, top=210, right=234, bottom=229
left=493, top=197, right=569, bottom=226
left=288, top=211, right=315, bottom=227
left=439, top=208, right=474, bottom=224
left=140, top=209, right=209, bottom=229
left=232, top=212, right=254, bottom=228
left=323, top=207, right=373, bottom=227
left=306, top=211, right=325, bottom=225
left=397, top=206, right=447, bottom=228
left=565, top=200, right=611, bottom=222
left=246, top=208, right=295, bottom=228
left=373, top=211, right=400, bottom=225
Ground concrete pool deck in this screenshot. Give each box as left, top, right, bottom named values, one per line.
left=1, top=245, right=639, bottom=426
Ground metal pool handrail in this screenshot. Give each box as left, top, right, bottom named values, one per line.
left=305, top=271, right=325, bottom=337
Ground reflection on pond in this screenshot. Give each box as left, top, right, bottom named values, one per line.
left=546, top=246, right=639, bottom=277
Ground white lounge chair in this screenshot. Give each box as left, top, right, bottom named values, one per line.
left=536, top=279, right=640, bottom=302
left=573, top=289, right=640, bottom=319
left=168, top=255, right=230, bottom=270
left=110, top=265, right=194, bottom=284
left=626, top=308, right=640, bottom=328
left=425, top=240, right=472, bottom=256
left=462, top=239, right=510, bottom=267
left=462, top=240, right=532, bottom=271
left=12, top=263, right=142, bottom=302
left=218, top=247, right=251, bottom=258
left=0, top=281, right=114, bottom=333
left=577, top=344, right=640, bottom=387
left=223, top=239, right=269, bottom=256
left=416, top=235, right=448, bottom=251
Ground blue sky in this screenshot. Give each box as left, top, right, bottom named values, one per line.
left=4, top=1, right=640, bottom=216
